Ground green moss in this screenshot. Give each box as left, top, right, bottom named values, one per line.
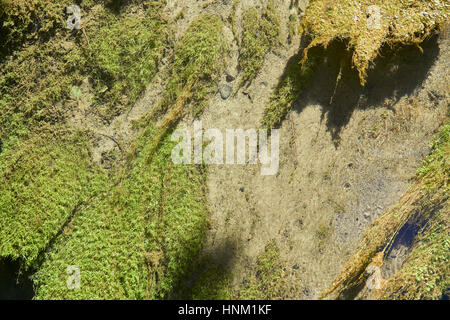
left=86, top=3, right=167, bottom=118
left=146, top=13, right=228, bottom=157
left=183, top=258, right=233, bottom=300
left=417, top=124, right=450, bottom=192
left=302, top=0, right=449, bottom=84
left=0, top=0, right=72, bottom=56
left=1, top=1, right=213, bottom=300
left=262, top=53, right=319, bottom=129
left=0, top=1, right=166, bottom=143
left=33, top=123, right=209, bottom=299
left=0, top=129, right=102, bottom=268
left=156, top=13, right=227, bottom=118
left=238, top=0, right=281, bottom=89
left=378, top=124, right=449, bottom=299
left=239, top=240, right=285, bottom=299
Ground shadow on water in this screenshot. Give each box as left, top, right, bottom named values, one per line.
left=172, top=238, right=238, bottom=299
left=0, top=259, right=34, bottom=300
left=291, top=34, right=440, bottom=146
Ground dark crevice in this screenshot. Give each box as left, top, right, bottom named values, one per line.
left=0, top=258, right=34, bottom=300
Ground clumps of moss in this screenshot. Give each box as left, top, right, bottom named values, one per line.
left=239, top=240, right=286, bottom=299
left=148, top=14, right=227, bottom=154
left=0, top=0, right=71, bottom=56
left=0, top=38, right=83, bottom=143
left=237, top=0, right=281, bottom=89
left=262, top=53, right=319, bottom=129
left=301, top=0, right=449, bottom=84
left=158, top=13, right=227, bottom=117
left=86, top=3, right=167, bottom=118
left=0, top=1, right=167, bottom=145
left=0, top=129, right=100, bottom=269
left=33, top=124, right=209, bottom=299
left=182, top=258, right=233, bottom=300
left=1, top=1, right=215, bottom=299
left=417, top=124, right=450, bottom=191
left=321, top=123, right=449, bottom=300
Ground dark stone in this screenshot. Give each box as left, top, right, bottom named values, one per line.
left=225, top=71, right=235, bottom=82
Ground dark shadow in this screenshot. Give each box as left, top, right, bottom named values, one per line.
left=172, top=238, right=238, bottom=299
left=338, top=279, right=367, bottom=300
left=290, top=34, right=440, bottom=146
left=0, top=259, right=34, bottom=300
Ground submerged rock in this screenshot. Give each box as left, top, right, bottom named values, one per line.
left=219, top=84, right=233, bottom=99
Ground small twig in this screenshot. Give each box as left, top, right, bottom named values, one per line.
left=289, top=113, right=298, bottom=169
left=82, top=27, right=92, bottom=50
left=330, top=57, right=345, bottom=105
left=98, top=133, right=124, bottom=159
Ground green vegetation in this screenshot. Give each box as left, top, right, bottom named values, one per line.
left=1, top=0, right=448, bottom=300
left=376, top=124, right=449, bottom=299
left=238, top=0, right=281, bottom=89
left=417, top=124, right=450, bottom=192
left=262, top=53, right=319, bottom=129
left=156, top=14, right=227, bottom=117
left=380, top=211, right=449, bottom=299
left=301, top=0, right=449, bottom=84
left=239, top=240, right=286, bottom=299
left=1, top=2, right=222, bottom=299
left=33, top=126, right=209, bottom=299
left=0, top=130, right=100, bottom=268
left=0, top=1, right=167, bottom=145
left=184, top=258, right=233, bottom=300
left=148, top=13, right=227, bottom=155
left=86, top=4, right=167, bottom=118
left=0, top=0, right=71, bottom=55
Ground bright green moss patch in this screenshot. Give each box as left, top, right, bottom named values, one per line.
left=33, top=126, right=209, bottom=299
left=0, top=129, right=99, bottom=268
left=262, top=53, right=319, bottom=129
left=238, top=0, right=281, bottom=89
left=0, top=1, right=167, bottom=143
left=0, top=38, right=83, bottom=142
left=417, top=124, right=450, bottom=192
left=301, top=0, right=449, bottom=84
left=86, top=3, right=167, bottom=118
left=1, top=1, right=213, bottom=299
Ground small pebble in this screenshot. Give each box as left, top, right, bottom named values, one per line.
left=219, top=84, right=232, bottom=100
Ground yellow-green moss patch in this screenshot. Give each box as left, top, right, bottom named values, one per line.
left=301, top=0, right=449, bottom=84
